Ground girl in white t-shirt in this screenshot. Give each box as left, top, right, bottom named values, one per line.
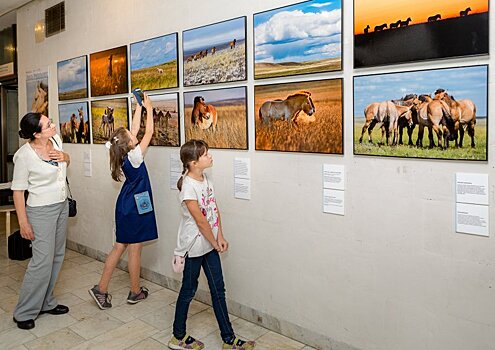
left=168, top=140, right=255, bottom=350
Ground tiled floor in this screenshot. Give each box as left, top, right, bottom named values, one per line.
left=0, top=214, right=315, bottom=350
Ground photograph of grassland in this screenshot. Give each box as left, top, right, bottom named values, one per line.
left=353, top=65, right=488, bottom=160
left=131, top=93, right=180, bottom=147
left=354, top=0, right=488, bottom=67
left=58, top=102, right=90, bottom=144
left=254, top=0, right=342, bottom=79
left=91, top=98, right=129, bottom=144
left=57, top=56, right=88, bottom=100
left=255, top=79, right=343, bottom=154
left=183, top=17, right=246, bottom=86
left=184, top=87, right=247, bottom=149
left=130, top=33, right=178, bottom=91
left=90, top=46, right=128, bottom=97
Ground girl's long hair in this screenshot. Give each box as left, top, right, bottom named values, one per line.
left=177, top=139, right=209, bottom=191
left=108, top=127, right=132, bottom=182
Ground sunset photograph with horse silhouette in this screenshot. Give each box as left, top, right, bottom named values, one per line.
left=58, top=102, right=90, bottom=144
left=254, top=0, right=342, bottom=79
left=354, top=0, right=488, bottom=67
left=353, top=65, right=487, bottom=161
left=255, top=79, right=343, bottom=154
left=91, top=98, right=129, bottom=144
left=184, top=87, right=247, bottom=149
left=183, top=17, right=246, bottom=86
left=131, top=93, right=180, bottom=147
left=90, top=46, right=128, bottom=96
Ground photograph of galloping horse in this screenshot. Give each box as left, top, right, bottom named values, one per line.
left=353, top=65, right=487, bottom=160
left=255, top=79, right=343, bottom=154
left=184, top=87, right=247, bottom=149
left=354, top=0, right=488, bottom=67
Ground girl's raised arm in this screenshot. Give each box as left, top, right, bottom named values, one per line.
left=130, top=101, right=142, bottom=137
left=139, top=94, right=154, bottom=154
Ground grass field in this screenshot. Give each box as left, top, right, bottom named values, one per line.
left=255, top=58, right=341, bottom=79
left=59, top=88, right=87, bottom=101
left=255, top=80, right=343, bottom=154
left=353, top=118, right=487, bottom=160
left=91, top=100, right=128, bottom=144
left=90, top=50, right=127, bottom=97
left=131, top=60, right=178, bottom=91
left=184, top=104, right=247, bottom=149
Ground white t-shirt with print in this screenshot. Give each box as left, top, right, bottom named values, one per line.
left=175, top=174, right=219, bottom=258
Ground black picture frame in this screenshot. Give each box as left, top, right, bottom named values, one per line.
left=57, top=55, right=88, bottom=101
left=253, top=0, right=343, bottom=80
left=130, top=33, right=179, bottom=92
left=182, top=16, right=247, bottom=87
left=255, top=78, right=343, bottom=154
left=353, top=1, right=489, bottom=68
left=353, top=64, right=489, bottom=161
left=90, top=46, right=129, bottom=97
left=58, top=101, right=90, bottom=144
left=183, top=86, right=248, bottom=150
left=90, top=97, right=129, bottom=144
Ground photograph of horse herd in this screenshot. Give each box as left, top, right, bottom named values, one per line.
left=353, top=65, right=488, bottom=160
left=255, top=79, right=343, bottom=154
left=91, top=98, right=129, bottom=144
left=131, top=93, right=180, bottom=147
left=184, top=87, right=247, bottom=149
left=58, top=102, right=90, bottom=144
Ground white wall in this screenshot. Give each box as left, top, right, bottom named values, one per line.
left=15, top=0, right=495, bottom=349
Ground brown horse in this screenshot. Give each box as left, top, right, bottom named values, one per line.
left=32, top=81, right=48, bottom=116
left=434, top=89, right=476, bottom=148
left=230, top=39, right=236, bottom=49
left=76, top=107, right=89, bottom=143
left=358, top=101, right=399, bottom=145
left=259, top=91, right=315, bottom=127
left=191, top=96, right=218, bottom=131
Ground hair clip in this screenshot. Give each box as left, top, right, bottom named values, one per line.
left=105, top=141, right=112, bottom=149
left=113, top=136, right=119, bottom=142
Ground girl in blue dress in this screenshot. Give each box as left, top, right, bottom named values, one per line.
left=89, top=93, right=158, bottom=309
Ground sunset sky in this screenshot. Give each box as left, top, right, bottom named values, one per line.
left=355, top=0, right=488, bottom=34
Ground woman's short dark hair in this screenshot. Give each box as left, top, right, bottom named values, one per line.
left=19, top=112, right=42, bottom=140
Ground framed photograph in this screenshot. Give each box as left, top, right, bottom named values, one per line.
left=255, top=78, right=343, bottom=154
left=58, top=102, right=90, bottom=144
left=130, top=33, right=179, bottom=91
left=57, top=55, right=88, bottom=100
left=183, top=16, right=246, bottom=87
left=26, top=69, right=48, bottom=117
left=90, top=46, right=128, bottom=97
left=354, top=0, right=489, bottom=68
left=91, top=98, right=129, bottom=144
left=254, top=0, right=342, bottom=79
left=353, top=65, right=488, bottom=161
left=130, top=92, right=180, bottom=147
left=183, top=86, right=248, bottom=149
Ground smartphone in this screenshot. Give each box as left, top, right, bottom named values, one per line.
left=132, top=88, right=144, bottom=106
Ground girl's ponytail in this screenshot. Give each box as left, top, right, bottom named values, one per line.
left=108, top=127, right=132, bottom=182
left=176, top=165, right=187, bottom=191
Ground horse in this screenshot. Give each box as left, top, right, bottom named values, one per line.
left=390, top=20, right=401, bottom=29
left=191, top=96, right=218, bottom=131
left=211, top=46, right=216, bottom=55
left=374, top=23, right=387, bottom=32
left=75, top=107, right=89, bottom=143
left=364, top=25, right=370, bottom=34
left=428, top=14, right=441, bottom=22
left=153, top=108, right=172, bottom=130
left=399, top=17, right=412, bottom=27
left=460, top=7, right=471, bottom=17
left=259, top=91, right=315, bottom=127
left=70, top=113, right=78, bottom=143
left=230, top=39, right=236, bottom=49
left=31, top=81, right=48, bottom=116
left=358, top=101, right=399, bottom=146
left=107, top=54, right=113, bottom=78
left=434, top=89, right=476, bottom=148
left=156, top=68, right=164, bottom=74
left=100, top=106, right=115, bottom=139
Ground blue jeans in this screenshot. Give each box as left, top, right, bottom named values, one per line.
left=173, top=249, right=235, bottom=343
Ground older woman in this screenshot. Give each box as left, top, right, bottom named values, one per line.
left=11, top=112, right=71, bottom=330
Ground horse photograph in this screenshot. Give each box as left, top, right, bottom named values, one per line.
left=183, top=16, right=246, bottom=86
left=254, top=0, right=342, bottom=79
left=130, top=33, right=178, bottom=91
left=26, top=69, right=48, bottom=117
left=91, top=98, right=129, bottom=144
left=353, top=65, right=488, bottom=160
left=57, top=55, right=88, bottom=100
left=130, top=92, right=180, bottom=147
left=90, top=46, right=128, bottom=96
left=255, top=79, right=343, bottom=154
left=58, top=102, right=90, bottom=144
left=184, top=86, right=247, bottom=149
left=354, top=0, right=489, bottom=67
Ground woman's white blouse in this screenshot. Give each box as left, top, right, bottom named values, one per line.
left=11, top=134, right=68, bottom=207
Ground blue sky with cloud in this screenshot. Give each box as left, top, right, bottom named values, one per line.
left=254, top=0, right=341, bottom=63
left=354, top=66, right=488, bottom=118
left=184, top=87, right=246, bottom=105
left=131, top=34, right=177, bottom=70
left=183, top=17, right=245, bottom=52
left=57, top=56, right=87, bottom=93
left=58, top=102, right=88, bottom=123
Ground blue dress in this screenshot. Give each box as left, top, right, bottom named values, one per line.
left=115, top=156, right=158, bottom=243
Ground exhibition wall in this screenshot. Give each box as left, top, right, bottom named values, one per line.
left=15, top=0, right=495, bottom=349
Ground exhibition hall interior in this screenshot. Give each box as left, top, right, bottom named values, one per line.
left=0, top=0, right=493, bottom=349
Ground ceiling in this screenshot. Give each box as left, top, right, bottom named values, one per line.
left=0, top=0, right=33, bottom=17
